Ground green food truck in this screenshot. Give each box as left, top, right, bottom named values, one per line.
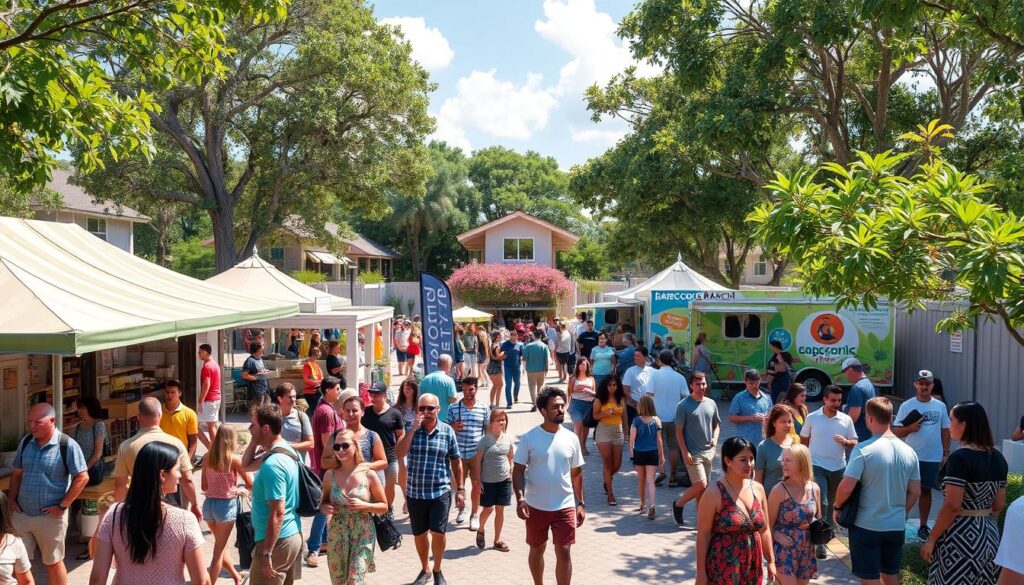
left=647, top=289, right=895, bottom=400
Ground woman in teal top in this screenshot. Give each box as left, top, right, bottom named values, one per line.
left=590, top=332, right=616, bottom=386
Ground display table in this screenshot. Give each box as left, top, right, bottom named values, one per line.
left=0, top=475, right=115, bottom=500
left=1003, top=440, right=1024, bottom=475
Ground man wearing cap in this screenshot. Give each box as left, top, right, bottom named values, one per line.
left=640, top=350, right=689, bottom=487
left=448, top=377, right=489, bottom=530
left=363, top=382, right=406, bottom=510
left=893, top=369, right=950, bottom=541
left=728, top=369, right=773, bottom=445
left=842, top=357, right=876, bottom=442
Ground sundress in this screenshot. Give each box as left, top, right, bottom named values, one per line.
left=707, top=480, right=765, bottom=585
left=930, top=448, right=1008, bottom=585
left=327, top=473, right=376, bottom=585
left=773, top=483, right=818, bottom=580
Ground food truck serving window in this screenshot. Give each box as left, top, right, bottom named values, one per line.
left=724, top=314, right=761, bottom=339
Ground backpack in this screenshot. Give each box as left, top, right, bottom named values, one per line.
left=267, top=447, right=322, bottom=517
left=19, top=432, right=71, bottom=474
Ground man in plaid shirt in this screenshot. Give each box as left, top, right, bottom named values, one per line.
left=447, top=377, right=489, bottom=530
left=398, top=394, right=464, bottom=585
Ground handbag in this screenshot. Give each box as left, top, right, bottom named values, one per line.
left=267, top=448, right=323, bottom=517
left=835, top=482, right=862, bottom=529
left=582, top=407, right=599, bottom=429
left=809, top=517, right=834, bottom=545
left=373, top=513, right=402, bottom=551
left=235, top=496, right=255, bottom=569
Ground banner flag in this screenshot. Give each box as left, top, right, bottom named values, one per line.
left=419, top=272, right=454, bottom=374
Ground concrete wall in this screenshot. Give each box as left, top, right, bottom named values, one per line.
left=895, top=301, right=1024, bottom=443
left=483, top=217, right=554, bottom=266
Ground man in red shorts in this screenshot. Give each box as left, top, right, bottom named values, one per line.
left=513, top=386, right=585, bottom=585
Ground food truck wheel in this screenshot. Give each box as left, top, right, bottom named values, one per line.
left=796, top=370, right=830, bottom=402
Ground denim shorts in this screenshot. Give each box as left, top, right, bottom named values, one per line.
left=569, top=398, right=593, bottom=424
left=202, top=497, right=238, bottom=524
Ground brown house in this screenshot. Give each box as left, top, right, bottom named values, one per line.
left=266, top=216, right=399, bottom=282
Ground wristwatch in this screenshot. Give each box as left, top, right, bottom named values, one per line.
left=577, top=501, right=586, bottom=509
left=262, top=551, right=273, bottom=559
left=57, top=503, right=67, bottom=512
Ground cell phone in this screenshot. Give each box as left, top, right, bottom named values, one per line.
left=900, top=409, right=923, bottom=426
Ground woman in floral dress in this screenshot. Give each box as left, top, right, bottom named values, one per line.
left=768, top=444, right=819, bottom=585
left=320, top=429, right=387, bottom=585
left=696, top=437, right=777, bottom=585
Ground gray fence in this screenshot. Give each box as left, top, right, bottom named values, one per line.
left=895, top=301, right=1024, bottom=443
left=315, top=282, right=420, bottom=316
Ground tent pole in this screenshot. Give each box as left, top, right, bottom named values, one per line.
left=345, top=322, right=359, bottom=390
left=52, top=355, right=63, bottom=428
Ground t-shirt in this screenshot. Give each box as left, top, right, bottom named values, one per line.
left=72, top=420, right=108, bottom=463
left=446, top=401, right=490, bottom=459
left=326, top=354, right=343, bottom=380
left=642, top=366, right=689, bottom=420
left=675, top=395, right=720, bottom=454
left=476, top=432, right=513, bottom=483
left=729, top=390, right=773, bottom=445
left=632, top=417, right=660, bottom=452
left=362, top=406, right=405, bottom=463
left=252, top=442, right=302, bottom=542
left=500, top=340, right=524, bottom=368
left=800, top=408, right=857, bottom=472
left=995, top=497, right=1024, bottom=575
left=160, top=403, right=198, bottom=449
left=462, top=333, right=479, bottom=354
left=112, top=427, right=192, bottom=481
left=755, top=438, right=788, bottom=494
left=846, top=377, right=876, bottom=442
left=623, top=365, right=654, bottom=403
left=513, top=426, right=584, bottom=512
left=419, top=371, right=458, bottom=420
left=577, top=331, right=599, bottom=358
left=595, top=399, right=625, bottom=427
left=200, top=359, right=221, bottom=402
left=311, top=402, right=344, bottom=477
left=893, top=397, right=950, bottom=462
left=615, top=345, right=636, bottom=377
left=844, top=435, right=920, bottom=532
left=98, top=503, right=203, bottom=585
left=280, top=409, right=312, bottom=464
left=243, top=355, right=270, bottom=400
left=590, top=346, right=615, bottom=376
left=0, top=534, right=30, bottom=581
left=556, top=331, right=573, bottom=353
left=524, top=340, right=549, bottom=372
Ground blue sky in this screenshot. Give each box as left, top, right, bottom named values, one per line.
left=373, top=1, right=659, bottom=169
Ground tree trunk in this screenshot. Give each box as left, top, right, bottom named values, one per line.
left=768, top=258, right=789, bottom=286
left=210, top=207, right=238, bottom=273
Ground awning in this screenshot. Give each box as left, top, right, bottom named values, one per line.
left=0, top=218, right=299, bottom=355
left=693, top=305, right=780, bottom=313
left=243, top=306, right=395, bottom=331
left=453, top=306, right=492, bottom=323
left=207, top=253, right=350, bottom=313
left=574, top=301, right=638, bottom=310
left=306, top=250, right=346, bottom=265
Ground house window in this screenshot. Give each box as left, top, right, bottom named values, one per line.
left=503, top=238, right=534, bottom=261
left=753, top=255, right=768, bottom=276
left=723, top=314, right=761, bottom=339
left=605, top=309, right=619, bottom=325
left=86, top=218, right=107, bottom=241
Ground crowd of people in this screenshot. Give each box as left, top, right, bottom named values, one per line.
left=2, top=318, right=1023, bottom=585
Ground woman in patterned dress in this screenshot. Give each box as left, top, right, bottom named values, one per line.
left=922, top=402, right=1008, bottom=585
left=696, top=437, right=777, bottom=585
left=321, top=429, right=387, bottom=585
left=768, top=443, right=819, bottom=585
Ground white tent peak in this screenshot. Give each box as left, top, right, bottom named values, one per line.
left=616, top=256, right=730, bottom=301
left=206, top=254, right=351, bottom=313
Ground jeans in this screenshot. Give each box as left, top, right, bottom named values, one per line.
left=813, top=465, right=846, bottom=529
left=503, top=364, right=521, bottom=407
left=307, top=511, right=328, bottom=553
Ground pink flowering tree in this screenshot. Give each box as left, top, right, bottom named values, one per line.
left=448, top=263, right=573, bottom=307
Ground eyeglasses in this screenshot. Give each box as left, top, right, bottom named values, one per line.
left=332, top=442, right=352, bottom=451
left=418, top=406, right=438, bottom=412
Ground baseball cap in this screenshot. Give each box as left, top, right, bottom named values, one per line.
left=915, top=369, right=934, bottom=382
left=840, top=357, right=862, bottom=372
left=337, top=388, right=359, bottom=405
left=368, top=382, right=388, bottom=393
left=744, top=368, right=761, bottom=381
left=657, top=349, right=676, bottom=366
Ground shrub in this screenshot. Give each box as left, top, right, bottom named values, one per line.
left=578, top=280, right=605, bottom=295
left=384, top=295, right=403, bottom=315
left=358, top=270, right=386, bottom=284
left=1002, top=472, right=1023, bottom=532
left=448, top=263, right=573, bottom=307
left=170, top=239, right=216, bottom=280
left=291, top=269, right=326, bottom=284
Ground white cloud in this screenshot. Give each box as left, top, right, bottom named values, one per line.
left=569, top=126, right=627, bottom=146
left=434, top=70, right=559, bottom=146
left=380, top=16, right=454, bottom=71
left=534, top=0, right=660, bottom=96
left=431, top=111, right=472, bottom=152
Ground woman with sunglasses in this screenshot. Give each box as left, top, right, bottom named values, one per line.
left=321, top=429, right=387, bottom=585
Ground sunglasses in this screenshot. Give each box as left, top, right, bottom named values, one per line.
left=418, top=406, right=438, bottom=412
left=332, top=442, right=352, bottom=451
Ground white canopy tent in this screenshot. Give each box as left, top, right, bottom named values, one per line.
left=616, top=254, right=729, bottom=301
left=206, top=252, right=351, bottom=313
left=453, top=306, right=492, bottom=323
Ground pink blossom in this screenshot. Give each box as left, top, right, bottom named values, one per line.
left=447, top=263, right=573, bottom=307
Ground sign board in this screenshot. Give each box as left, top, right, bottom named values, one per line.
left=314, top=296, right=332, bottom=314
left=950, top=331, right=963, bottom=354
left=419, top=272, right=454, bottom=374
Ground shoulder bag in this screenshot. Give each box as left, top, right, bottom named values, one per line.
left=835, top=482, right=861, bottom=529
left=783, top=482, right=834, bottom=544
left=267, top=447, right=322, bottom=517
left=373, top=513, right=402, bottom=551
left=582, top=403, right=599, bottom=429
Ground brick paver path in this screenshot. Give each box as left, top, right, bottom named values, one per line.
left=56, top=364, right=860, bottom=584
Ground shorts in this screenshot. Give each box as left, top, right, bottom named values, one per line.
left=481, top=480, right=512, bottom=507
left=202, top=497, right=238, bottom=523
left=461, top=458, right=479, bottom=484
left=198, top=400, right=221, bottom=423
left=920, top=461, right=940, bottom=490
left=569, top=398, right=593, bottom=424
left=632, top=449, right=659, bottom=467
left=685, top=450, right=715, bottom=485
left=385, top=459, right=399, bottom=483
left=525, top=506, right=576, bottom=547
left=486, top=360, right=502, bottom=375
left=848, top=525, right=905, bottom=579
left=556, top=352, right=570, bottom=366
left=408, top=492, right=451, bottom=536
left=13, top=510, right=68, bottom=565
left=250, top=533, right=303, bottom=585
left=661, top=422, right=679, bottom=456
left=395, top=349, right=407, bottom=362
left=595, top=423, right=624, bottom=445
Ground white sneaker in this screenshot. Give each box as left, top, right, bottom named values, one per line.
left=455, top=508, right=468, bottom=524
left=469, top=514, right=480, bottom=531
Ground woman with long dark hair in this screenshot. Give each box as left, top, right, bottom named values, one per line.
left=487, top=331, right=506, bottom=408
left=74, top=397, right=110, bottom=487
left=921, top=402, right=1008, bottom=585
left=593, top=375, right=628, bottom=505
left=90, top=441, right=210, bottom=585
left=0, top=491, right=32, bottom=584
left=782, top=384, right=809, bottom=440
left=567, top=357, right=596, bottom=456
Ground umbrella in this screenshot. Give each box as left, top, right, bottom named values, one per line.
left=453, top=306, right=492, bottom=323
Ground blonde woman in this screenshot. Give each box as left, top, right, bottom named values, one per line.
left=767, top=444, right=819, bottom=585
left=321, top=429, right=388, bottom=584
left=202, top=426, right=252, bottom=585
left=630, top=395, right=664, bottom=518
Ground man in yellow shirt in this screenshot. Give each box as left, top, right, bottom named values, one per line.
left=159, top=379, right=199, bottom=464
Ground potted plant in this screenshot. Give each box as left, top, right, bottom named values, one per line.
left=0, top=434, right=22, bottom=469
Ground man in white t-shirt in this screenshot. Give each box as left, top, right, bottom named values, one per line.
left=995, top=497, right=1024, bottom=583
left=622, top=347, right=655, bottom=427
left=513, top=386, right=584, bottom=585
left=892, top=369, right=950, bottom=541
left=800, top=384, right=858, bottom=559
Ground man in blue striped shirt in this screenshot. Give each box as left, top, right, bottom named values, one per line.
left=448, top=377, right=489, bottom=530
left=398, top=394, right=464, bottom=585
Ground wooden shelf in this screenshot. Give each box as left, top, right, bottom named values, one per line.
left=63, top=369, right=80, bottom=376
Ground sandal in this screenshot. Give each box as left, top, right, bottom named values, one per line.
left=76, top=549, right=91, bottom=561
left=476, top=530, right=485, bottom=549
left=607, top=494, right=617, bottom=506
left=493, top=541, right=510, bottom=552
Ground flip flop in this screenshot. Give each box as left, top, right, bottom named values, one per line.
left=476, top=530, right=485, bottom=549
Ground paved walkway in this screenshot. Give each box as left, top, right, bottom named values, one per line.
left=57, top=365, right=866, bottom=584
